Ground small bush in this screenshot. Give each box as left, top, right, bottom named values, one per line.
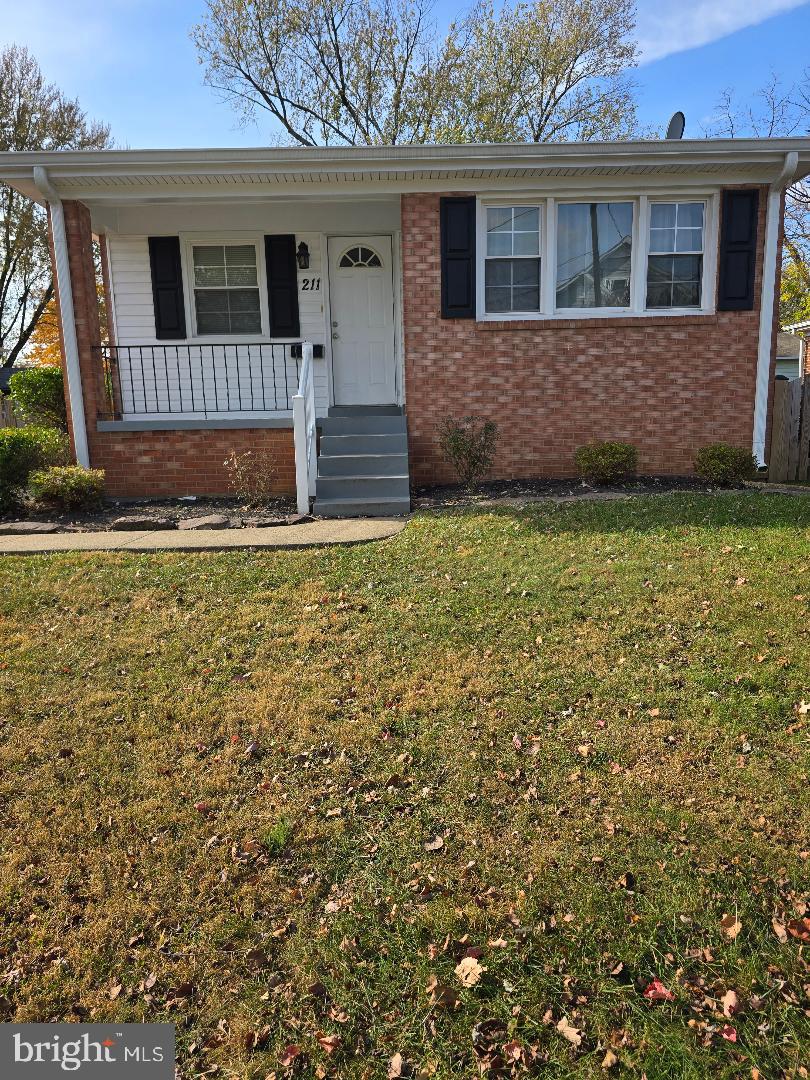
left=0, top=426, right=69, bottom=510
left=8, top=366, right=67, bottom=431
left=29, top=465, right=105, bottom=510
left=574, top=441, right=638, bottom=485
left=694, top=443, right=758, bottom=486
left=223, top=448, right=278, bottom=507
left=438, top=415, right=499, bottom=489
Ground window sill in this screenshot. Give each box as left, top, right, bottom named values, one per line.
left=475, top=310, right=720, bottom=330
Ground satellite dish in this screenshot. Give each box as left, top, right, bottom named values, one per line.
left=666, top=111, right=685, bottom=140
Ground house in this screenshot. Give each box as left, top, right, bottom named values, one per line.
left=0, top=138, right=808, bottom=515
left=780, top=321, right=810, bottom=379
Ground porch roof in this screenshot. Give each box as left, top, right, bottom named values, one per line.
left=1, top=138, right=810, bottom=203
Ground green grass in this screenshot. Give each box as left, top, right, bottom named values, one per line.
left=0, top=494, right=809, bottom=1079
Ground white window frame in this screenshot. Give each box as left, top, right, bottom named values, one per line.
left=554, top=197, right=638, bottom=316
left=475, top=193, right=719, bottom=321
left=180, top=233, right=270, bottom=341
left=643, top=196, right=716, bottom=315
left=476, top=201, right=546, bottom=318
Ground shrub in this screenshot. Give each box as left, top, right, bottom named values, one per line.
left=223, top=448, right=278, bottom=507
left=694, top=443, right=758, bottom=486
left=0, top=426, right=69, bottom=510
left=438, top=415, right=499, bottom=489
left=8, top=366, right=67, bottom=431
left=29, top=465, right=105, bottom=510
left=574, top=441, right=638, bottom=485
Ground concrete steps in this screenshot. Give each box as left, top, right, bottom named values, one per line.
left=314, top=407, right=411, bottom=518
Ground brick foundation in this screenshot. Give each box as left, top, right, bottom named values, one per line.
left=401, top=190, right=774, bottom=485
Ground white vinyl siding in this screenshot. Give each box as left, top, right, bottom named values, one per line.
left=106, top=232, right=328, bottom=417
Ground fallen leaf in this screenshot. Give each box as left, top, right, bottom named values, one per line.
left=601, top=1049, right=618, bottom=1069
left=423, top=836, right=444, bottom=852
left=556, top=1017, right=582, bottom=1046
left=425, top=975, right=460, bottom=1009
left=643, top=978, right=675, bottom=1002
left=108, top=983, right=123, bottom=1000
left=722, top=989, right=741, bottom=1017
left=720, top=1025, right=737, bottom=1043
left=772, top=918, right=788, bottom=943
left=787, top=917, right=810, bottom=941
left=316, top=1032, right=341, bottom=1055
left=720, top=914, right=742, bottom=940
left=454, top=956, right=485, bottom=987
left=388, top=1052, right=412, bottom=1078
left=279, top=1044, right=302, bottom=1068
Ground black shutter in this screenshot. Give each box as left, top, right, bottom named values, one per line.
left=148, top=237, right=186, bottom=340
left=717, top=189, right=759, bottom=312
left=265, top=235, right=300, bottom=337
left=440, top=197, right=476, bottom=318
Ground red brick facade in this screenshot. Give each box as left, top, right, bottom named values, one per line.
left=401, top=190, right=774, bottom=484
left=59, top=200, right=295, bottom=498
left=56, top=189, right=776, bottom=497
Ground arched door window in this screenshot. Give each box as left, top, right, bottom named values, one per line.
left=339, top=245, right=382, bottom=268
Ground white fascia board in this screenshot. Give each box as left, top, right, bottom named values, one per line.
left=2, top=137, right=810, bottom=202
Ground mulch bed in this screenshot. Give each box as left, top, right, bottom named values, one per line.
left=411, top=474, right=726, bottom=508
left=0, top=494, right=298, bottom=534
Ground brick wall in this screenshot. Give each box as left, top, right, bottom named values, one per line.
left=59, top=200, right=295, bottom=498
left=401, top=190, right=772, bottom=484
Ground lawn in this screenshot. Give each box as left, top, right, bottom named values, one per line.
left=0, top=494, right=808, bottom=1079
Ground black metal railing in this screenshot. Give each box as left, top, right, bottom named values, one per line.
left=93, top=343, right=304, bottom=420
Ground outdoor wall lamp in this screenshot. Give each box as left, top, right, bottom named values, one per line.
left=296, top=242, right=310, bottom=269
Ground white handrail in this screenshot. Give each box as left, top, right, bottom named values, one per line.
left=293, top=341, right=317, bottom=515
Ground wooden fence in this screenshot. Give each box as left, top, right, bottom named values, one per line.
left=769, top=377, right=810, bottom=483
left=0, top=398, right=21, bottom=429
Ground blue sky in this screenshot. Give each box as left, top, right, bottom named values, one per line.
left=2, top=0, right=809, bottom=147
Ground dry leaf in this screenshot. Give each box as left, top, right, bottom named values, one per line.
left=787, top=917, right=810, bottom=941
left=643, top=978, right=675, bottom=1002
left=108, top=983, right=123, bottom=1000
left=556, top=1017, right=582, bottom=1046
left=601, top=1049, right=618, bottom=1069
left=720, top=913, right=742, bottom=940
left=425, top=975, right=460, bottom=1010
left=388, top=1052, right=411, bottom=1078
left=772, top=918, right=788, bottom=943
left=279, top=1044, right=302, bottom=1068
left=720, top=1025, right=737, bottom=1043
left=316, top=1032, right=341, bottom=1055
left=454, top=956, right=484, bottom=987
left=423, top=836, right=444, bottom=852
left=721, top=989, right=741, bottom=1017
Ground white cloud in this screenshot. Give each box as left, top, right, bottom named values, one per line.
left=635, top=0, right=808, bottom=63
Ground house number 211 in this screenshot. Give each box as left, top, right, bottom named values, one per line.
left=300, top=277, right=321, bottom=291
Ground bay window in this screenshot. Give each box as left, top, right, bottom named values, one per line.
left=484, top=206, right=541, bottom=313
left=646, top=202, right=705, bottom=309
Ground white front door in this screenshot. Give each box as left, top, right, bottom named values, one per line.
left=328, top=235, right=396, bottom=406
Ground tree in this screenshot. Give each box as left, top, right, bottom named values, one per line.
left=191, top=0, right=638, bottom=148
left=26, top=294, right=62, bottom=366
left=707, top=74, right=810, bottom=326
left=0, top=45, right=110, bottom=376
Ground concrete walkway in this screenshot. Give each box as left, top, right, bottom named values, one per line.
left=0, top=518, right=407, bottom=556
